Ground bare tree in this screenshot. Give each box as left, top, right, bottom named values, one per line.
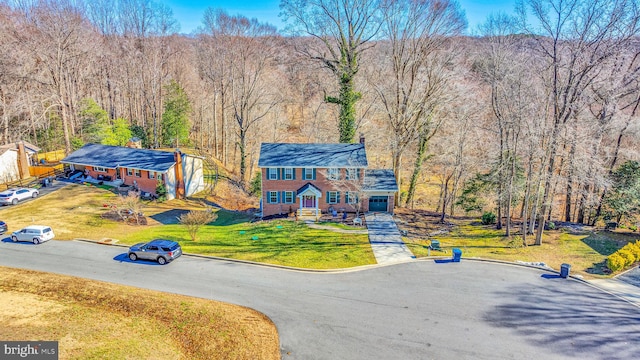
left=281, top=0, right=383, bottom=143
left=518, top=0, right=640, bottom=244
left=372, top=0, right=466, bottom=207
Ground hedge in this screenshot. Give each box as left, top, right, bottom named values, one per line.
left=607, top=240, right=640, bottom=273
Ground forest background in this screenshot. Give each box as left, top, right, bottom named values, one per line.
left=0, top=0, right=638, bottom=245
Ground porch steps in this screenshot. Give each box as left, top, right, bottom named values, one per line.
left=298, top=208, right=320, bottom=221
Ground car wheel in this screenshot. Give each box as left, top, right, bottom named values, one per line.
left=11, top=198, right=18, bottom=205
left=11, top=235, right=18, bottom=242
left=32, top=238, right=40, bottom=245
left=32, top=192, right=38, bottom=198
left=157, top=256, right=167, bottom=265
left=128, top=253, right=137, bottom=261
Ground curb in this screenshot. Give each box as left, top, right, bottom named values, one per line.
left=73, top=238, right=381, bottom=274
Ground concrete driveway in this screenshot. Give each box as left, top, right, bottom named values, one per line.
left=365, top=212, right=415, bottom=264
left=1, top=240, right=640, bottom=359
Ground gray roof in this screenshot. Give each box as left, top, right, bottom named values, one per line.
left=258, top=143, right=368, bottom=168
left=61, top=143, right=177, bottom=172
left=297, top=182, right=322, bottom=195
left=364, top=169, right=399, bottom=192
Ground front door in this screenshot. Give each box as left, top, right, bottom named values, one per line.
left=303, top=195, right=315, bottom=208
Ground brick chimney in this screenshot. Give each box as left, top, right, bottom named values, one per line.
left=16, top=141, right=30, bottom=179
left=174, top=150, right=185, bottom=199
left=359, top=134, right=365, bottom=145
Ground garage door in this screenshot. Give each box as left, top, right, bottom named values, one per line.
left=369, top=196, right=388, bottom=212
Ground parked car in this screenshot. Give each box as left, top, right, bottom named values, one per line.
left=0, top=188, right=39, bottom=205
left=11, top=225, right=54, bottom=244
left=0, top=220, right=7, bottom=235
left=128, top=239, right=182, bottom=265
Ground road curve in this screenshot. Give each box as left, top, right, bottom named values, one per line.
left=1, top=240, right=639, bottom=360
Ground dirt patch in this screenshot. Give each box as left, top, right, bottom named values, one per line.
left=394, top=208, right=453, bottom=239
left=101, top=211, right=149, bottom=225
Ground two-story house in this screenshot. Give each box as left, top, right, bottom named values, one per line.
left=258, top=141, right=398, bottom=219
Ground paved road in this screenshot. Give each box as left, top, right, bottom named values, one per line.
left=591, top=266, right=640, bottom=306
left=365, top=212, right=415, bottom=264
left=1, top=240, right=639, bottom=360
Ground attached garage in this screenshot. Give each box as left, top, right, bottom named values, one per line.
left=369, top=196, right=389, bottom=212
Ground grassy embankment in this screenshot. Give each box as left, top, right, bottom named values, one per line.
left=0, top=267, right=279, bottom=360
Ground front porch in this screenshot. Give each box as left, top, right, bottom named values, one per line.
left=296, top=183, right=323, bottom=221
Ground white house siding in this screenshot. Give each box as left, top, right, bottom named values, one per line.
left=165, top=165, right=177, bottom=200
left=0, top=151, right=19, bottom=183
left=183, top=156, right=205, bottom=197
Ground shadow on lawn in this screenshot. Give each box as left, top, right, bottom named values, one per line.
left=484, top=281, right=640, bottom=359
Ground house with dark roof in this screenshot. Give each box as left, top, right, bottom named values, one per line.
left=61, top=143, right=204, bottom=200
left=258, top=140, right=398, bottom=219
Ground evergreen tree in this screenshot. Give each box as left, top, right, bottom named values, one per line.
left=161, top=80, right=191, bottom=148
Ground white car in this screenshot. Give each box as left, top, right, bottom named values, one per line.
left=11, top=225, right=54, bottom=244
left=0, top=188, right=39, bottom=205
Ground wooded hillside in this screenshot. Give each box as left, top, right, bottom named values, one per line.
left=0, top=0, right=638, bottom=243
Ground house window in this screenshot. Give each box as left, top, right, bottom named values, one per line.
left=134, top=169, right=141, bottom=177
left=346, top=192, right=358, bottom=204
left=304, top=168, right=314, bottom=180
left=94, top=166, right=106, bottom=173
left=268, top=191, right=278, bottom=204
left=327, top=191, right=339, bottom=204
left=284, top=168, right=294, bottom=180
left=148, top=171, right=155, bottom=179
left=327, top=168, right=339, bottom=180
left=268, top=168, right=278, bottom=180
left=346, top=168, right=358, bottom=180
left=283, top=191, right=294, bottom=203
left=127, top=168, right=133, bottom=176
left=158, top=174, right=163, bottom=181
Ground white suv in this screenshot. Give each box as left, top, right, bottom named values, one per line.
left=0, top=188, right=39, bottom=205
left=11, top=225, right=55, bottom=244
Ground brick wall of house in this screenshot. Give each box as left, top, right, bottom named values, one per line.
left=121, top=169, right=163, bottom=194
left=261, top=167, right=365, bottom=216
left=85, top=166, right=164, bottom=195
left=85, top=167, right=118, bottom=181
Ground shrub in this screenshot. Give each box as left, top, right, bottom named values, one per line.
left=481, top=212, right=496, bottom=225
left=607, top=253, right=625, bottom=272
left=624, top=241, right=640, bottom=260
left=248, top=172, right=261, bottom=197
left=155, top=180, right=167, bottom=202
left=179, top=208, right=218, bottom=242
left=618, top=249, right=636, bottom=267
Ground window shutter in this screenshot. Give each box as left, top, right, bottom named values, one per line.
left=277, top=191, right=281, bottom=203
left=346, top=192, right=350, bottom=204
left=281, top=191, right=285, bottom=203
left=302, top=168, right=306, bottom=180
left=337, top=192, right=340, bottom=203
left=326, top=191, right=330, bottom=202
left=313, top=168, right=317, bottom=180
left=293, top=168, right=296, bottom=180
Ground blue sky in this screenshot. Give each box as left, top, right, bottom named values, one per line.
left=161, top=0, right=519, bottom=35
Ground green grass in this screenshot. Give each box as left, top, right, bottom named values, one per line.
left=404, top=222, right=631, bottom=278
left=118, top=212, right=376, bottom=269
left=315, top=221, right=364, bottom=230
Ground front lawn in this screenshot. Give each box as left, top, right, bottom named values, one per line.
left=400, top=214, right=635, bottom=278
left=0, top=185, right=375, bottom=269
left=118, top=213, right=375, bottom=269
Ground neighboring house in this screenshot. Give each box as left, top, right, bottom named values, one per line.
left=61, top=143, right=205, bottom=200
left=258, top=141, right=398, bottom=219
left=0, top=141, right=40, bottom=183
